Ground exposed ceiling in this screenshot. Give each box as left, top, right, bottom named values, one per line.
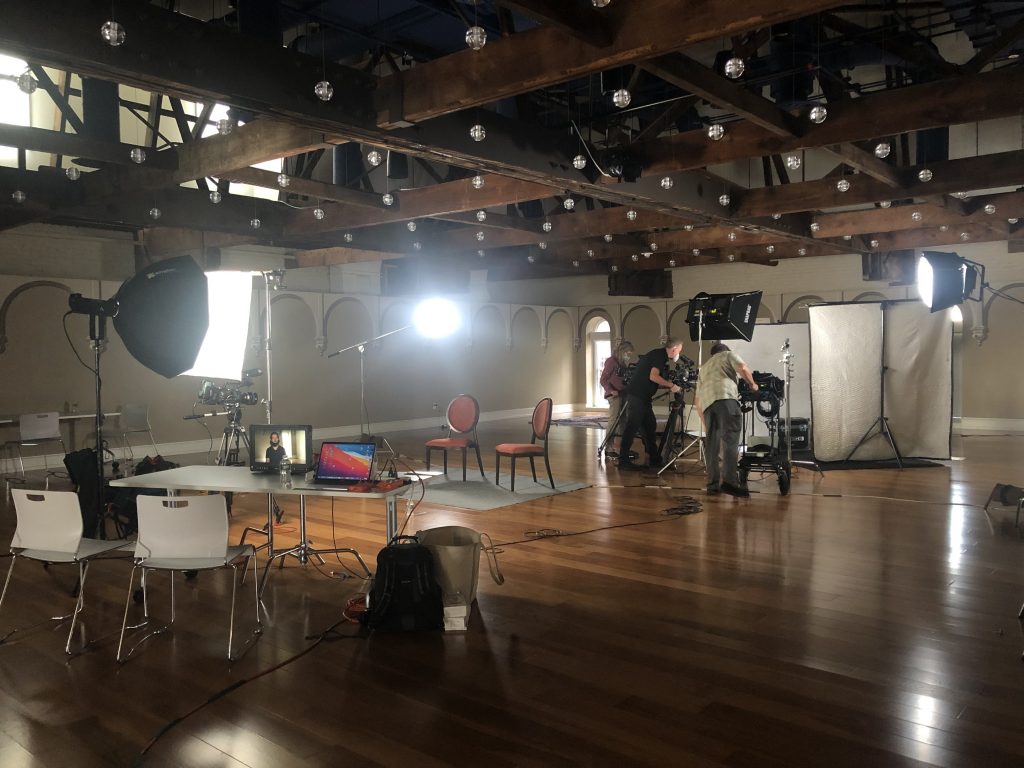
left=1, top=0, right=1023, bottom=288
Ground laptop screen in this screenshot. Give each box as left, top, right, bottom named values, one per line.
left=316, top=442, right=375, bottom=483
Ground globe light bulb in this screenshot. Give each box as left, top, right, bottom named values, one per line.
left=592, top=0, right=611, bottom=7
left=911, top=211, right=922, bottom=221
left=65, top=167, right=81, bottom=181
left=836, top=179, right=850, bottom=192
left=611, top=265, right=618, bottom=272
left=16, top=72, right=37, bottom=94
left=660, top=176, right=674, bottom=190
left=149, top=207, right=161, bottom=220
left=129, top=147, right=146, bottom=164
left=810, top=222, right=821, bottom=232
left=343, top=232, right=353, bottom=243
left=217, top=118, right=233, bottom=136
left=382, top=192, right=395, bottom=206
left=470, top=124, right=486, bottom=142
left=101, top=21, right=126, bottom=46
left=684, top=224, right=693, bottom=231
left=314, top=80, right=334, bottom=101
left=476, top=231, right=485, bottom=241
left=631, top=254, right=639, bottom=262
left=471, top=175, right=485, bottom=189
left=809, top=105, right=827, bottom=124
left=543, top=221, right=552, bottom=232
left=366, top=150, right=382, bottom=167
left=465, top=26, right=487, bottom=51
left=612, top=88, right=631, bottom=108
left=724, top=57, right=745, bottom=79
left=477, top=249, right=485, bottom=257
left=407, top=221, right=417, bottom=232
left=412, top=241, right=421, bottom=250
left=984, top=203, right=996, bottom=214
left=476, top=210, right=487, bottom=222
left=668, top=259, right=676, bottom=267
left=728, top=232, right=737, bottom=241
left=870, top=239, right=880, bottom=248
left=918, top=169, right=933, bottom=182
left=879, top=200, right=892, bottom=208
left=785, top=154, right=802, bottom=170
left=797, top=247, right=807, bottom=256
left=277, top=173, right=290, bottom=188
left=563, top=197, right=575, bottom=210
left=314, top=207, right=325, bottom=220
left=572, top=259, right=580, bottom=267
left=209, top=190, right=222, bottom=204
left=539, top=241, right=547, bottom=250
left=959, top=232, right=970, bottom=241
left=250, top=217, right=261, bottom=229
left=771, top=212, right=782, bottom=220
left=718, top=194, right=730, bottom=206
left=1008, top=218, right=1019, bottom=225
left=626, top=209, right=637, bottom=221
left=692, top=248, right=701, bottom=256
left=527, top=255, right=536, bottom=263
left=874, top=142, right=891, bottom=159
left=12, top=190, right=26, bottom=204
left=573, top=154, right=587, bottom=170
left=649, top=243, right=658, bottom=251
left=603, top=234, right=613, bottom=242
left=707, top=124, right=725, bottom=141
left=587, top=249, right=595, bottom=258
left=766, top=244, right=775, bottom=254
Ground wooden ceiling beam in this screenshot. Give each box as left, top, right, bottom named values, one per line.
left=382, top=0, right=846, bottom=126
left=224, top=167, right=386, bottom=210
left=492, top=1, right=613, bottom=48
left=734, top=149, right=1024, bottom=218
left=870, top=222, right=1008, bottom=251
left=0, top=124, right=177, bottom=170
left=637, top=66, right=1024, bottom=175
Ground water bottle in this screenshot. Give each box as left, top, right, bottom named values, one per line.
left=279, top=456, right=292, bottom=488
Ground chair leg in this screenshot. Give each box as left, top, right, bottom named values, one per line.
left=0, top=556, right=17, bottom=638
left=425, top=447, right=432, bottom=471
left=116, top=565, right=140, bottom=662
left=543, top=453, right=555, bottom=489
left=510, top=457, right=517, bottom=492
left=495, top=453, right=500, bottom=486
left=529, top=457, right=537, bottom=483
left=227, top=563, right=238, bottom=660
left=65, top=560, right=90, bottom=654
left=474, top=444, right=485, bottom=478
left=442, top=450, right=448, bottom=476
left=461, top=448, right=467, bottom=482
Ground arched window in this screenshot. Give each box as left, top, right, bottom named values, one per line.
left=588, top=319, right=611, bottom=407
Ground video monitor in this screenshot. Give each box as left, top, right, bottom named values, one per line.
left=249, top=424, right=313, bottom=474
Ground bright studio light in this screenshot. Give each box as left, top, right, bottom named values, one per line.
left=183, top=271, right=255, bottom=379
left=412, top=297, right=461, bottom=338
left=917, top=251, right=978, bottom=312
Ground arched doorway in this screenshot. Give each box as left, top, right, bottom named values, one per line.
left=587, top=317, right=611, bottom=407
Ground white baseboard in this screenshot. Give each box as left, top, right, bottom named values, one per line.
left=956, top=417, right=1024, bottom=433
left=8, top=402, right=583, bottom=472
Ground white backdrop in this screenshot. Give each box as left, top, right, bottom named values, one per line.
left=809, top=302, right=952, bottom=462
left=730, top=323, right=811, bottom=420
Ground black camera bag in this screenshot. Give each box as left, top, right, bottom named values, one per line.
left=362, top=536, right=444, bottom=632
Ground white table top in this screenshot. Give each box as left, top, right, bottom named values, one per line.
left=109, top=464, right=416, bottom=499
left=0, top=412, right=120, bottom=426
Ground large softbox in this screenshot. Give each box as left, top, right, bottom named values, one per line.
left=113, top=255, right=209, bottom=377
left=686, top=291, right=762, bottom=341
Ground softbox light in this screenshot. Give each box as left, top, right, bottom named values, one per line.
left=686, top=291, right=762, bottom=341
left=113, top=255, right=209, bottom=377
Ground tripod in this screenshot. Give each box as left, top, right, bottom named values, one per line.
left=656, top=390, right=704, bottom=476
left=597, top=398, right=629, bottom=459
left=215, top=406, right=250, bottom=466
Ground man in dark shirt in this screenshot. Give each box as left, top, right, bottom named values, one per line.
left=265, top=431, right=286, bottom=468
left=617, top=338, right=684, bottom=471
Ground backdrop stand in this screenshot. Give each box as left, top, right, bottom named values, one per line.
left=844, top=305, right=904, bottom=467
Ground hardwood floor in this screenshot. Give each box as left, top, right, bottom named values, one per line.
left=0, top=421, right=1022, bottom=767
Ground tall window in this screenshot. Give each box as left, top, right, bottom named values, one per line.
left=591, top=319, right=611, bottom=407
left=0, top=55, right=30, bottom=167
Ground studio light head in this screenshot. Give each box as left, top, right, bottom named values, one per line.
left=916, top=251, right=983, bottom=312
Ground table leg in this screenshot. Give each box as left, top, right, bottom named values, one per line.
left=386, top=495, right=398, bottom=542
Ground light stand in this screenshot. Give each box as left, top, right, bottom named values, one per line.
left=67, top=294, right=118, bottom=538
left=845, top=304, right=903, bottom=467
left=327, top=325, right=408, bottom=457
left=780, top=338, right=823, bottom=478
left=261, top=272, right=285, bottom=525
left=656, top=310, right=706, bottom=476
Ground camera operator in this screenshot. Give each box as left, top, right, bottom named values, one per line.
left=600, top=340, right=636, bottom=459
left=617, top=338, right=684, bottom=471
left=694, top=342, right=758, bottom=497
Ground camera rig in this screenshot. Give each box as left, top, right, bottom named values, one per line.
left=738, top=371, right=785, bottom=418
left=197, top=368, right=262, bottom=407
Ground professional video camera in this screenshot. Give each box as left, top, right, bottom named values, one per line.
left=738, top=370, right=785, bottom=418
left=197, top=368, right=262, bottom=407
left=666, top=355, right=698, bottom=392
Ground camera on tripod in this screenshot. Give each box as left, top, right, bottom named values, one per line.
left=666, top=356, right=697, bottom=396
left=197, top=368, right=262, bottom=407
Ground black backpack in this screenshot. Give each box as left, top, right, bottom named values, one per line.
left=362, top=536, right=444, bottom=632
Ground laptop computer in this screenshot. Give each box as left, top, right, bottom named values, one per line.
left=313, top=441, right=376, bottom=487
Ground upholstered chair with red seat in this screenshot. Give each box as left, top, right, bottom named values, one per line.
left=425, top=394, right=485, bottom=481
left=494, top=397, right=555, bottom=492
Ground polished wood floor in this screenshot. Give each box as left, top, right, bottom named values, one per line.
left=0, top=419, right=1022, bottom=767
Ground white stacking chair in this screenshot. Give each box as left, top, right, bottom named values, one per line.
left=0, top=489, right=128, bottom=655
left=118, top=403, right=159, bottom=463
left=116, top=494, right=261, bottom=663
left=3, top=412, right=67, bottom=499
